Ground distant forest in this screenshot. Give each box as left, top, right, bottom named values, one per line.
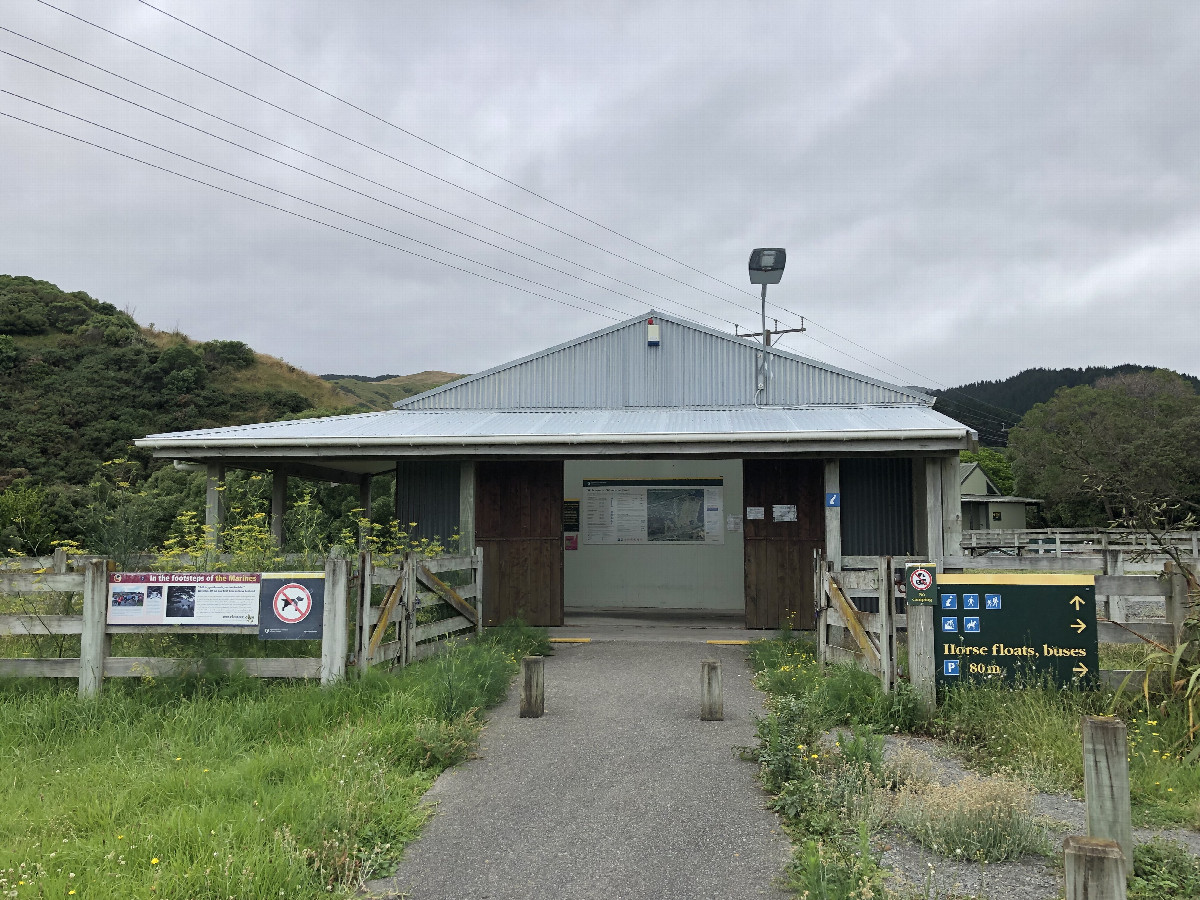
left=932, top=365, right=1200, bottom=446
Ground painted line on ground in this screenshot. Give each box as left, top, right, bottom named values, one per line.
left=548, top=637, right=592, bottom=643
left=706, top=639, right=750, bottom=645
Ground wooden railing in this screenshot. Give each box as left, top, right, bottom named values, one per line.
left=961, top=528, right=1200, bottom=560
left=354, top=548, right=483, bottom=673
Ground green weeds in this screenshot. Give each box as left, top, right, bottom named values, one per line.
left=0, top=620, right=547, bottom=898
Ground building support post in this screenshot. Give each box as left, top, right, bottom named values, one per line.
left=205, top=462, right=226, bottom=549
left=459, top=461, right=476, bottom=555
left=941, top=455, right=963, bottom=561
left=824, top=459, right=841, bottom=571
left=924, top=457, right=944, bottom=560
left=358, top=474, right=373, bottom=548
left=271, top=469, right=287, bottom=548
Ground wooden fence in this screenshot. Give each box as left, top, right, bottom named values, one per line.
left=353, top=549, right=483, bottom=673
left=817, top=554, right=1191, bottom=700
left=0, top=547, right=484, bottom=697
left=962, top=528, right=1200, bottom=561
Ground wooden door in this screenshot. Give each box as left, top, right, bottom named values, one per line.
left=475, top=460, right=564, bottom=627
left=743, top=459, right=824, bottom=629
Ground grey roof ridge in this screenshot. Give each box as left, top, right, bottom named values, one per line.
left=390, top=310, right=933, bottom=409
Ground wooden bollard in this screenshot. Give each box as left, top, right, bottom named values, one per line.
left=701, top=659, right=723, bottom=721
left=1064, top=836, right=1126, bottom=900
left=1082, top=716, right=1132, bottom=876
left=519, top=656, right=544, bottom=718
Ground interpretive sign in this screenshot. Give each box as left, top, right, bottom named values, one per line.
left=582, top=478, right=723, bottom=544
left=107, top=571, right=326, bottom=640
left=934, top=574, right=1097, bottom=688
left=107, top=572, right=259, bottom=626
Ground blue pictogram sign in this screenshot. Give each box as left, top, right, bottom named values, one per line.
left=944, top=660, right=961, bottom=676
left=941, top=594, right=957, bottom=609
left=964, top=617, right=981, bottom=632
left=964, top=593, right=980, bottom=609
left=941, top=616, right=959, bottom=632
left=985, top=594, right=1002, bottom=610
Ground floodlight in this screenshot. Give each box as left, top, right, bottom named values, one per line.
left=748, top=248, right=786, bottom=285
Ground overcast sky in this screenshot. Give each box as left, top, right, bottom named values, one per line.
left=3, top=1, right=1199, bottom=394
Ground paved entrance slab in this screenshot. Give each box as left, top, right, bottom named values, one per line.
left=365, top=639, right=790, bottom=900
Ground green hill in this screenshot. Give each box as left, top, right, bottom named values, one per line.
left=932, top=365, right=1200, bottom=446
left=0, top=274, right=358, bottom=489
left=322, top=370, right=463, bottom=408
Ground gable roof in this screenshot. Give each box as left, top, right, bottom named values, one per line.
left=396, top=311, right=932, bottom=410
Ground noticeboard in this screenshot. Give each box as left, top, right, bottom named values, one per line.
left=934, top=574, right=1098, bottom=688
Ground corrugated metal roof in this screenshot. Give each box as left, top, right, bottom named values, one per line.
left=396, top=311, right=932, bottom=410
left=138, top=404, right=971, bottom=449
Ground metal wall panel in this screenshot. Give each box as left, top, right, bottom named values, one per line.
left=394, top=460, right=460, bottom=542
left=400, top=313, right=927, bottom=409
left=840, top=458, right=915, bottom=556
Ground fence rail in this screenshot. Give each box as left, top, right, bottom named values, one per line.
left=2, top=547, right=485, bottom=696
left=962, top=528, right=1200, bottom=559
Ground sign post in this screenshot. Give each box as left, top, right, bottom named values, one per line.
left=904, top=563, right=938, bottom=712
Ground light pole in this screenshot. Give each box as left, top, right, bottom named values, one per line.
left=748, top=248, right=786, bottom=402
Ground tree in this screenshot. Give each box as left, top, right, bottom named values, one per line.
left=1008, top=370, right=1200, bottom=528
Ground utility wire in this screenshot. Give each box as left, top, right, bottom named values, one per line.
left=0, top=25, right=740, bottom=331
left=1, top=90, right=638, bottom=322
left=0, top=107, right=622, bottom=322
left=35, top=0, right=762, bottom=318
left=0, top=46, right=740, bottom=332
left=135, top=0, right=765, bottom=303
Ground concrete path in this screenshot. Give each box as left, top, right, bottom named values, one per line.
left=365, top=630, right=791, bottom=900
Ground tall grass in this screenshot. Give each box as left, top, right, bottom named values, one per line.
left=0, top=622, right=549, bottom=899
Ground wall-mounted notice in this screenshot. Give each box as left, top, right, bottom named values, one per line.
left=772, top=504, right=798, bottom=522
left=583, top=478, right=724, bottom=544
left=726, top=514, right=743, bottom=533
left=107, top=572, right=260, bottom=626
left=258, top=575, right=325, bottom=640
left=562, top=499, right=581, bottom=533
left=745, top=507, right=765, bottom=520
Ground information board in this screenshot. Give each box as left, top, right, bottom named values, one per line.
left=582, top=478, right=723, bottom=545
left=934, top=574, right=1098, bottom=688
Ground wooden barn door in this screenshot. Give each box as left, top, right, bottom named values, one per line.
left=743, top=459, right=824, bottom=629
left=476, top=461, right=564, bottom=627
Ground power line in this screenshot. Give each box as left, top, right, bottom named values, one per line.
left=35, top=0, right=763, bottom=318
left=0, top=45, right=741, bottom=333
left=0, top=25, right=741, bottom=331
left=0, top=108, right=623, bottom=322
left=134, top=0, right=766, bottom=304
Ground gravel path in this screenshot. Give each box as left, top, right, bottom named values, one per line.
left=364, top=641, right=791, bottom=900
left=877, top=735, right=1200, bottom=899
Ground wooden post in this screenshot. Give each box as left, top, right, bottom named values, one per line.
left=459, top=462, right=476, bottom=556
left=357, top=475, right=373, bottom=549
left=356, top=550, right=372, bottom=674
left=816, top=556, right=828, bottom=666
left=270, top=469, right=287, bottom=548
left=520, top=656, right=544, bottom=718
left=908, top=601, right=936, bottom=713
left=1165, top=561, right=1188, bottom=647
left=701, top=659, right=723, bottom=720
left=878, top=557, right=893, bottom=693
left=1083, top=716, right=1132, bottom=876
left=205, top=463, right=226, bottom=549
left=1064, top=836, right=1126, bottom=900
left=474, top=545, right=484, bottom=636
left=823, top=460, right=841, bottom=571
left=925, top=458, right=944, bottom=559
left=78, top=558, right=110, bottom=699
left=321, top=554, right=349, bottom=685
left=52, top=547, right=67, bottom=574
left=940, top=455, right=962, bottom=559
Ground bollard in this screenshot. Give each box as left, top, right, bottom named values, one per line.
left=520, top=656, right=544, bottom=718
left=701, top=659, right=723, bottom=721
left=1082, top=716, right=1132, bottom=876
left=1064, top=836, right=1126, bottom=900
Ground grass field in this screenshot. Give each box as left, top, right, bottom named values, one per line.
left=0, top=622, right=548, bottom=899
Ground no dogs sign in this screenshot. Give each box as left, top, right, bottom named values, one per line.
left=258, top=575, right=325, bottom=640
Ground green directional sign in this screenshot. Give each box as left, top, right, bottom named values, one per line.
left=933, top=574, right=1097, bottom=689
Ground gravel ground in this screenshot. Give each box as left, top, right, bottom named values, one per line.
left=875, top=734, right=1200, bottom=899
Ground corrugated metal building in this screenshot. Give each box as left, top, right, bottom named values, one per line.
left=137, top=312, right=976, bottom=628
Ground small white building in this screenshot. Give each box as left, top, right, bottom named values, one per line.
left=137, top=312, right=977, bottom=628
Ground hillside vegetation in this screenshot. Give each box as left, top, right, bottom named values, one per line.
left=0, top=274, right=356, bottom=489
left=933, top=364, right=1200, bottom=446
left=322, top=370, right=462, bottom=408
